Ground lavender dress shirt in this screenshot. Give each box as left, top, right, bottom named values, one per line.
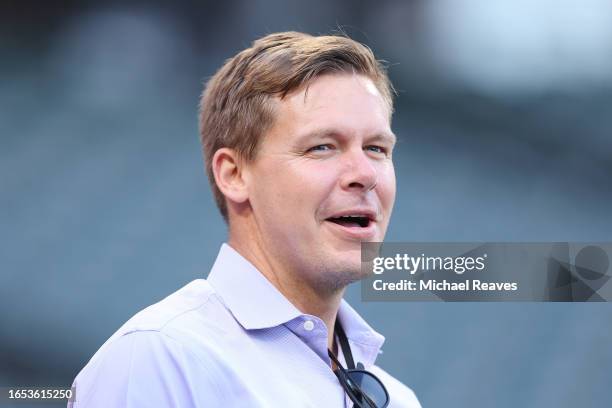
left=70, top=244, right=421, bottom=407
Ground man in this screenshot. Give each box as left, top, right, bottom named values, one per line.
left=70, top=31, right=421, bottom=407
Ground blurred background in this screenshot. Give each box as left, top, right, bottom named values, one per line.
left=1, top=0, right=612, bottom=407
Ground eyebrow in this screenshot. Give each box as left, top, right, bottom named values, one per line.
left=295, top=128, right=397, bottom=146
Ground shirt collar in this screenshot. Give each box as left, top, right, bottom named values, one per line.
left=207, top=243, right=385, bottom=362
left=337, top=299, right=385, bottom=365
left=207, top=243, right=302, bottom=330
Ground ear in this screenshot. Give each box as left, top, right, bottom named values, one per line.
left=212, top=147, right=250, bottom=206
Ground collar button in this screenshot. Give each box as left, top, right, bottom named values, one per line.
left=303, top=320, right=315, bottom=331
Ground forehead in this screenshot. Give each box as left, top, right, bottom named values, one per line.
left=268, top=73, right=392, bottom=143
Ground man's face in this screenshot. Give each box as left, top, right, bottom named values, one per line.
left=243, top=73, right=396, bottom=292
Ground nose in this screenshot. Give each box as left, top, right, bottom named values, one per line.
left=339, top=148, right=378, bottom=192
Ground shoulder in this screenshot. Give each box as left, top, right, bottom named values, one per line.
left=71, top=280, right=236, bottom=407
left=90, top=279, right=232, bottom=353
left=116, top=279, right=218, bottom=333
left=369, top=365, right=422, bottom=408
left=71, top=330, right=232, bottom=407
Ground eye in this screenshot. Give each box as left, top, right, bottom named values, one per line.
left=365, top=145, right=387, bottom=155
left=307, top=144, right=335, bottom=153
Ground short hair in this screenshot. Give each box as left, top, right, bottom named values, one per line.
left=198, top=31, right=395, bottom=221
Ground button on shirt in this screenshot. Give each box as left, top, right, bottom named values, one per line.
left=70, top=244, right=421, bottom=407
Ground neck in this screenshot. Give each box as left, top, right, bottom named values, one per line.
left=228, top=218, right=344, bottom=351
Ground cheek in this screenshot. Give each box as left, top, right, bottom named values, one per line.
left=287, top=162, right=338, bottom=206
left=296, top=161, right=342, bottom=202
left=378, top=164, right=396, bottom=209
left=254, top=160, right=333, bottom=218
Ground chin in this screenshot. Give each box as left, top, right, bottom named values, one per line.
left=304, top=241, right=372, bottom=292
left=309, top=256, right=366, bottom=293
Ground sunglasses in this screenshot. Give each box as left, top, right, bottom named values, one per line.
left=329, top=321, right=389, bottom=408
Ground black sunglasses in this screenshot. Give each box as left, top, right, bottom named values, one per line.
left=328, top=320, right=389, bottom=408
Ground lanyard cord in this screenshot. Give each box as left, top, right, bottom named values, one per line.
left=334, top=319, right=355, bottom=370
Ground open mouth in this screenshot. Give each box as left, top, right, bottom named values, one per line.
left=325, top=215, right=372, bottom=228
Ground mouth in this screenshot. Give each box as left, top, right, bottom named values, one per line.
left=323, top=211, right=378, bottom=240
left=325, top=215, right=372, bottom=228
